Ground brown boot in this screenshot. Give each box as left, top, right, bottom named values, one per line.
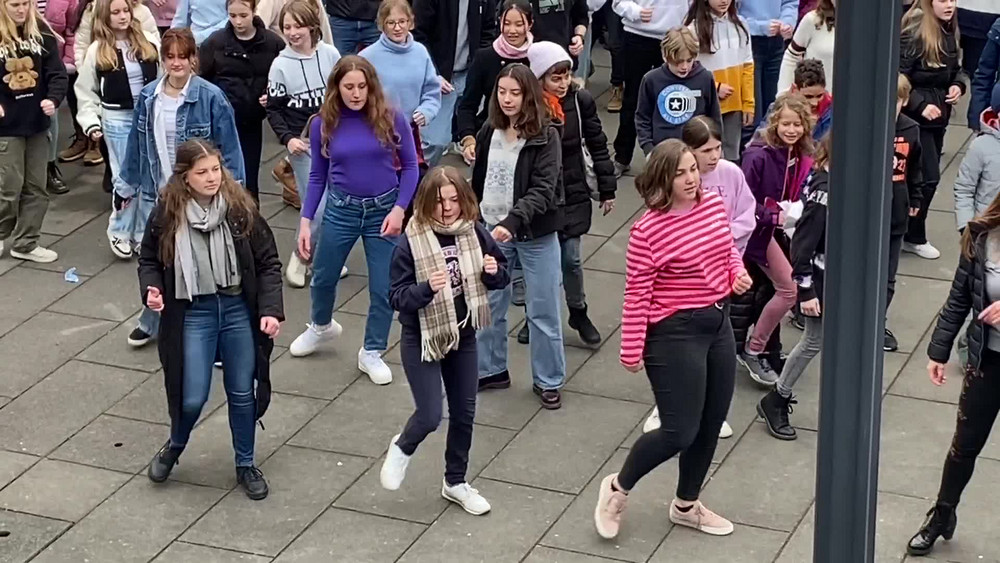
left=83, top=139, right=104, bottom=166
left=58, top=134, right=88, bottom=163
left=274, top=159, right=300, bottom=209
left=607, top=85, right=623, bottom=113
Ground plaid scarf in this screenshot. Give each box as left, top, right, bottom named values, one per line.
left=405, top=218, right=490, bottom=362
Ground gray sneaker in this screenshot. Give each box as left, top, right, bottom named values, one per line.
left=739, top=352, right=779, bottom=386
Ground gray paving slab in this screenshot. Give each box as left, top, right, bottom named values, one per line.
left=258, top=192, right=286, bottom=222
left=558, top=269, right=625, bottom=349
left=273, top=507, right=426, bottom=563
left=268, top=348, right=363, bottom=400
left=933, top=157, right=958, bottom=214
left=0, top=268, right=82, bottom=331
left=47, top=260, right=143, bottom=321
left=895, top=213, right=963, bottom=282
left=76, top=312, right=163, bottom=372
left=153, top=542, right=273, bottom=563
left=888, top=328, right=964, bottom=405
left=583, top=209, right=643, bottom=274
left=523, top=546, right=622, bottom=563
left=49, top=414, right=170, bottom=473
left=886, top=274, right=954, bottom=354
left=25, top=214, right=121, bottom=277
left=107, top=370, right=227, bottom=427
left=588, top=176, right=644, bottom=238
left=0, top=509, right=71, bottom=563
left=273, top=278, right=369, bottom=349
left=565, top=330, right=653, bottom=404
left=181, top=446, right=369, bottom=556
left=0, top=452, right=38, bottom=494
left=651, top=522, right=787, bottom=562
left=0, top=459, right=129, bottom=521
left=0, top=360, right=146, bottom=455
left=0, top=396, right=8, bottom=409
left=39, top=182, right=108, bottom=237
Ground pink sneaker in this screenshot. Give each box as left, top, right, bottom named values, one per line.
left=594, top=473, right=628, bottom=539
left=669, top=500, right=734, bottom=536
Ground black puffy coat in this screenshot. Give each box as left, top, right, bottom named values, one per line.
left=199, top=18, right=284, bottom=120
left=900, top=23, right=965, bottom=129
left=730, top=260, right=784, bottom=359
left=928, top=227, right=991, bottom=371
left=413, top=0, right=497, bottom=81
left=455, top=47, right=528, bottom=142
left=558, top=86, right=616, bottom=238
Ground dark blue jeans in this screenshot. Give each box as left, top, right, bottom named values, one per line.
left=750, top=35, right=786, bottom=126
left=171, top=294, right=257, bottom=467
left=328, top=16, right=380, bottom=54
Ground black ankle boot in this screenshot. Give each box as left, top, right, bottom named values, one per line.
left=47, top=162, right=68, bottom=195
left=147, top=440, right=182, bottom=483
left=568, top=305, right=601, bottom=345
left=757, top=390, right=797, bottom=440
left=517, top=322, right=529, bottom=344
left=907, top=502, right=957, bottom=556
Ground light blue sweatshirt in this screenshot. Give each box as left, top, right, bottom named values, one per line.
left=738, top=0, right=799, bottom=37
left=172, top=0, right=228, bottom=45
left=360, top=33, right=441, bottom=123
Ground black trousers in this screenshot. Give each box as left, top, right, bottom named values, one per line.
left=613, top=32, right=663, bottom=166
left=397, top=324, right=478, bottom=486
left=905, top=126, right=946, bottom=245
left=65, top=73, right=83, bottom=137
left=592, top=3, right=625, bottom=86
left=937, top=349, right=1000, bottom=506
left=617, top=302, right=736, bottom=500
left=235, top=114, right=264, bottom=199
left=886, top=233, right=903, bottom=313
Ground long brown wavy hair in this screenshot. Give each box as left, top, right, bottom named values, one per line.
left=91, top=0, right=158, bottom=71
left=157, top=140, right=257, bottom=263
left=319, top=55, right=398, bottom=157
left=763, top=91, right=815, bottom=156
left=636, top=139, right=700, bottom=212
left=488, top=63, right=547, bottom=139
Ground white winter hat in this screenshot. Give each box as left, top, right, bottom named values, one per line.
left=527, top=41, right=572, bottom=79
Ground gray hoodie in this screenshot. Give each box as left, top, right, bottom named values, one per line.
left=266, top=43, right=341, bottom=146
left=955, top=109, right=1000, bottom=231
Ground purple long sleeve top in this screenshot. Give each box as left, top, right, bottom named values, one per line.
left=303, top=108, right=419, bottom=221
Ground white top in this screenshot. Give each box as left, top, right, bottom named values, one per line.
left=612, top=0, right=689, bottom=39
left=480, top=129, right=525, bottom=226
left=117, top=41, right=145, bottom=102
left=777, top=11, right=836, bottom=94
left=153, top=76, right=191, bottom=187
left=691, top=15, right=753, bottom=73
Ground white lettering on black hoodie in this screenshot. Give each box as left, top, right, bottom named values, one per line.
left=265, top=42, right=340, bottom=146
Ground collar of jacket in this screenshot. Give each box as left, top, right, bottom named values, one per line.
left=225, top=17, right=269, bottom=44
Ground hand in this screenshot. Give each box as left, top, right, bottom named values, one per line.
left=483, top=254, right=498, bottom=275
left=732, top=270, right=753, bottom=295
left=40, top=99, right=55, bottom=116
left=259, top=94, right=267, bottom=107
left=800, top=298, right=821, bottom=317
left=412, top=111, right=427, bottom=127
left=978, top=301, right=1000, bottom=327
left=0, top=104, right=5, bottom=118
left=780, top=23, right=794, bottom=40
left=90, top=130, right=103, bottom=141
left=146, top=286, right=164, bottom=312
left=921, top=104, right=942, bottom=121
left=381, top=206, right=405, bottom=237
left=717, top=83, right=734, bottom=100
left=429, top=270, right=448, bottom=292
left=462, top=143, right=476, bottom=164
left=569, top=34, right=584, bottom=56
left=297, top=218, right=312, bottom=261
left=777, top=210, right=787, bottom=226
left=260, top=316, right=281, bottom=338
left=440, top=77, right=454, bottom=94
left=639, top=8, right=653, bottom=22
left=600, top=199, right=615, bottom=216
left=927, top=360, right=947, bottom=386
left=286, top=138, right=308, bottom=155
left=621, top=359, right=644, bottom=372
left=768, top=20, right=782, bottom=36
left=742, top=111, right=755, bottom=127
left=945, top=85, right=962, bottom=105
left=491, top=225, right=512, bottom=242
left=909, top=207, right=920, bottom=217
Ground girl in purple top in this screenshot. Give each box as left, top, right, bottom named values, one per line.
left=288, top=55, right=419, bottom=386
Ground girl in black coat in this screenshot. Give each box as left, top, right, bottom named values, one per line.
left=200, top=0, right=284, bottom=199
left=138, top=139, right=284, bottom=500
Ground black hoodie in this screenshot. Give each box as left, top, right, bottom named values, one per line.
left=0, top=28, right=67, bottom=138
left=635, top=62, right=721, bottom=154
left=891, top=113, right=924, bottom=236
left=791, top=169, right=829, bottom=307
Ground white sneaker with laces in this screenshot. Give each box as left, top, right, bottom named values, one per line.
left=442, top=480, right=491, bottom=515
left=643, top=408, right=660, bottom=433
left=359, top=348, right=392, bottom=385
left=110, top=237, right=132, bottom=259
left=11, top=246, right=58, bottom=263
left=719, top=420, right=733, bottom=438
left=285, top=251, right=307, bottom=288
left=379, top=434, right=410, bottom=490
left=289, top=321, right=342, bottom=357
left=902, top=241, right=940, bottom=260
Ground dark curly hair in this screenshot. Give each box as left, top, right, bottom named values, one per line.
left=794, top=58, right=826, bottom=89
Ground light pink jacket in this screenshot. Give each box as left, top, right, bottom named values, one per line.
left=700, top=159, right=758, bottom=256
left=45, top=0, right=79, bottom=71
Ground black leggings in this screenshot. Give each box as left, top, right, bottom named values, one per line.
left=613, top=31, right=663, bottom=166
left=617, top=302, right=736, bottom=500
left=937, top=349, right=1000, bottom=506
left=905, top=126, right=945, bottom=245
left=235, top=114, right=264, bottom=199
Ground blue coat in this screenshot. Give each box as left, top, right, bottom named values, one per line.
left=119, top=76, right=245, bottom=199
left=970, top=19, right=1000, bottom=130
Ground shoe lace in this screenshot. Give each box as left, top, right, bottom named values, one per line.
left=451, top=482, right=480, bottom=498
left=241, top=466, right=264, bottom=482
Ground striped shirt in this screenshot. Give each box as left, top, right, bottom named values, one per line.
left=620, top=191, right=744, bottom=366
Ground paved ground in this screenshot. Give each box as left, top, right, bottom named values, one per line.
left=0, top=50, right=997, bottom=563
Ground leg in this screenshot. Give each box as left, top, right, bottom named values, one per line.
left=520, top=233, right=567, bottom=390
left=721, top=111, right=743, bottom=162
left=47, top=112, right=58, bottom=163
left=746, top=238, right=797, bottom=354
left=100, top=137, right=112, bottom=193
left=775, top=315, right=824, bottom=396
left=309, top=193, right=363, bottom=326
left=905, top=127, right=944, bottom=245
left=606, top=5, right=625, bottom=87
left=103, top=111, right=137, bottom=244
left=0, top=136, right=27, bottom=242
left=613, top=33, right=660, bottom=166
left=396, top=328, right=445, bottom=455
left=172, top=297, right=219, bottom=448
left=217, top=295, right=258, bottom=467
left=360, top=202, right=395, bottom=352
left=66, top=72, right=83, bottom=137
left=236, top=115, right=263, bottom=199
left=328, top=15, right=361, bottom=54
left=356, top=19, right=382, bottom=51
left=886, top=233, right=903, bottom=311
left=422, top=70, right=466, bottom=166
left=10, top=133, right=50, bottom=253
left=560, top=236, right=586, bottom=309
left=477, top=236, right=516, bottom=379
left=441, top=329, right=479, bottom=486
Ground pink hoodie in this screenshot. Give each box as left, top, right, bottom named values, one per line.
left=700, top=159, right=757, bottom=256
left=45, top=0, right=78, bottom=71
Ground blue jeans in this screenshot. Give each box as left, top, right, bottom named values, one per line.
left=477, top=231, right=566, bottom=389
left=421, top=70, right=466, bottom=166
left=105, top=110, right=144, bottom=244
left=289, top=149, right=324, bottom=258
left=138, top=307, right=161, bottom=337
left=750, top=35, right=785, bottom=126
left=328, top=16, right=380, bottom=54
left=310, top=188, right=397, bottom=351
left=171, top=294, right=257, bottom=467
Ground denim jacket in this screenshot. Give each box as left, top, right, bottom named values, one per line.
left=118, top=75, right=245, bottom=199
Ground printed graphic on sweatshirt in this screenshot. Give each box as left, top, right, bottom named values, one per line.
left=268, top=82, right=326, bottom=111
left=657, top=84, right=701, bottom=126
left=892, top=135, right=912, bottom=183
left=537, top=0, right=566, bottom=14
left=0, top=38, right=42, bottom=64
left=3, top=56, right=37, bottom=93
left=442, top=243, right=464, bottom=296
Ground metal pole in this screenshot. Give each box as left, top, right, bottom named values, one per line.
left=813, top=0, right=901, bottom=560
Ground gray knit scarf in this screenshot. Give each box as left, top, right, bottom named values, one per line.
left=174, top=197, right=240, bottom=301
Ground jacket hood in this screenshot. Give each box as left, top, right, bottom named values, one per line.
left=980, top=108, right=1000, bottom=139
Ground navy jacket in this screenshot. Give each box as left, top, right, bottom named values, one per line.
left=970, top=19, right=1000, bottom=130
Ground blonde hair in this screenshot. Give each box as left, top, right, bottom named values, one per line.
left=0, top=0, right=43, bottom=55
left=902, top=0, right=958, bottom=67
left=376, top=0, right=413, bottom=31
left=660, top=27, right=699, bottom=63
left=91, top=0, right=158, bottom=71
left=897, top=73, right=912, bottom=101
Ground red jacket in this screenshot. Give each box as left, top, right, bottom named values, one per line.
left=45, top=0, right=78, bottom=72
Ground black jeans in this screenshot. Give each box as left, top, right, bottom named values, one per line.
left=235, top=114, right=264, bottom=199
left=937, top=349, right=1000, bottom=506
left=613, top=32, right=664, bottom=166
left=65, top=73, right=83, bottom=137
left=906, top=127, right=946, bottom=245
left=617, top=302, right=736, bottom=500
left=886, top=233, right=903, bottom=313
left=397, top=324, right=478, bottom=486
left=592, top=3, right=625, bottom=86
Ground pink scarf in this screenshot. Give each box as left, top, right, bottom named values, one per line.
left=493, top=31, right=533, bottom=59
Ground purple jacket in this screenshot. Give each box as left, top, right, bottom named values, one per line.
left=741, top=141, right=814, bottom=266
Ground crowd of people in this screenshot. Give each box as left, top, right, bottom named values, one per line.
left=5, top=0, right=1000, bottom=554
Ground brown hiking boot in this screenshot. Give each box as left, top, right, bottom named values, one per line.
left=274, top=159, right=300, bottom=209
left=83, top=139, right=104, bottom=166
left=58, top=134, right=89, bottom=162
left=607, top=85, right=623, bottom=113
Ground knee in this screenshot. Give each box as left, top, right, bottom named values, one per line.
left=656, top=423, right=700, bottom=452
left=181, top=394, right=208, bottom=418
left=414, top=404, right=443, bottom=434
left=448, top=395, right=476, bottom=426
left=775, top=279, right=797, bottom=305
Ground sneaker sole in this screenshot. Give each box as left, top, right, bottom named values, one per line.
left=110, top=244, right=132, bottom=260
left=359, top=361, right=392, bottom=385
left=739, top=356, right=778, bottom=388
left=441, top=488, right=491, bottom=515
left=477, top=380, right=511, bottom=391
left=83, top=158, right=104, bottom=166
left=10, top=250, right=57, bottom=263
left=58, top=152, right=86, bottom=163
left=756, top=404, right=798, bottom=441
left=379, top=434, right=405, bottom=491
left=127, top=337, right=152, bottom=348
left=289, top=325, right=342, bottom=357
left=669, top=511, right=734, bottom=536
left=593, top=474, right=620, bottom=539
left=243, top=488, right=268, bottom=501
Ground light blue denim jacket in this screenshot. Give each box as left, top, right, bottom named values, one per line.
left=118, top=75, right=245, bottom=199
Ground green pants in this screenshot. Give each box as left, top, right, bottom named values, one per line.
left=0, top=133, right=49, bottom=253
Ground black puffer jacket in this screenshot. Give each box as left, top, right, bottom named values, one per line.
left=558, top=86, right=616, bottom=238
left=455, top=47, right=528, bottom=141
left=928, top=227, right=991, bottom=371
left=199, top=18, right=284, bottom=120
left=900, top=22, right=965, bottom=129
left=730, top=260, right=784, bottom=360
left=413, top=0, right=497, bottom=81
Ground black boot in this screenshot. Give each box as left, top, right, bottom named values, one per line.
left=147, top=440, right=182, bottom=483
left=907, top=503, right=957, bottom=556
left=237, top=466, right=269, bottom=500
left=47, top=162, right=68, bottom=195
left=756, top=390, right=798, bottom=440
left=517, top=322, right=529, bottom=344
left=568, top=305, right=602, bottom=345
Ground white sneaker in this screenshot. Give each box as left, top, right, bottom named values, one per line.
left=643, top=408, right=660, bottom=433
left=289, top=321, right=342, bottom=357
left=359, top=348, right=392, bottom=385
left=379, top=434, right=410, bottom=490
left=340, top=265, right=348, bottom=279
left=109, top=237, right=132, bottom=259
left=902, top=241, right=940, bottom=260
left=442, top=480, right=491, bottom=515
left=285, top=251, right=307, bottom=288
left=719, top=420, right=733, bottom=439
left=11, top=246, right=58, bottom=263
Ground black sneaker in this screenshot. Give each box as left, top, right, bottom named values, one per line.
left=517, top=323, right=529, bottom=344
left=236, top=466, right=269, bottom=500
left=568, top=306, right=602, bottom=345
left=127, top=327, right=152, bottom=348
left=147, top=440, right=182, bottom=483
left=532, top=384, right=562, bottom=410
left=739, top=352, right=779, bottom=386
left=478, top=370, right=511, bottom=391
left=907, top=503, right=956, bottom=556
left=884, top=328, right=899, bottom=352
left=756, top=390, right=798, bottom=440
left=47, top=162, right=69, bottom=195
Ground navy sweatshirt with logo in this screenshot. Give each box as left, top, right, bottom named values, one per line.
left=635, top=62, right=721, bottom=155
